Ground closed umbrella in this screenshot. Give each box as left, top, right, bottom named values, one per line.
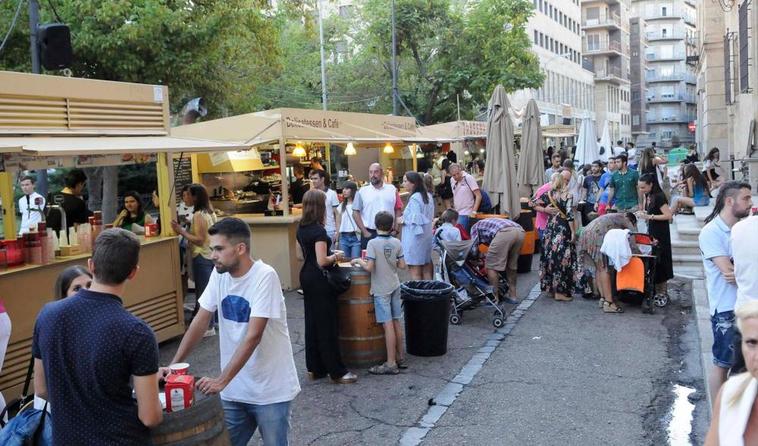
left=483, top=85, right=520, bottom=217
left=516, top=99, right=543, bottom=197
left=598, top=120, right=611, bottom=163
left=574, top=118, right=599, bottom=167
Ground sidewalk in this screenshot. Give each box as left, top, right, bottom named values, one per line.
left=159, top=268, right=541, bottom=444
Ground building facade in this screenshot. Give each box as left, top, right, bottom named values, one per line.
left=696, top=0, right=758, bottom=187
left=631, top=0, right=698, bottom=148
left=581, top=0, right=632, bottom=143
left=512, top=0, right=595, bottom=143
left=630, top=16, right=648, bottom=142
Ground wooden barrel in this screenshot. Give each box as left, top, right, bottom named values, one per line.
left=516, top=199, right=536, bottom=273
left=337, top=267, right=386, bottom=367
left=151, top=393, right=230, bottom=446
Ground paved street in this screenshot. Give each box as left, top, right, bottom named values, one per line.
left=159, top=262, right=710, bottom=445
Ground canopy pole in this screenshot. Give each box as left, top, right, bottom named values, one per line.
left=0, top=172, right=17, bottom=239
left=411, top=144, right=418, bottom=172
left=156, top=152, right=177, bottom=236
left=279, top=137, right=290, bottom=217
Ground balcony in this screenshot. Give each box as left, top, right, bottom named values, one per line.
left=595, top=66, right=629, bottom=83
left=583, top=40, right=624, bottom=56
left=645, top=52, right=687, bottom=62
left=646, top=114, right=696, bottom=124
left=583, top=14, right=626, bottom=32
left=646, top=93, right=696, bottom=103
left=646, top=8, right=696, bottom=25
left=646, top=71, right=697, bottom=84
left=646, top=31, right=686, bottom=41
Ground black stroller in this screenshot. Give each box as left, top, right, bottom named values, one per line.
left=433, top=237, right=508, bottom=328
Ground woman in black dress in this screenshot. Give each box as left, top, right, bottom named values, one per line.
left=296, top=189, right=357, bottom=384
left=534, top=171, right=578, bottom=302
left=637, top=173, right=674, bottom=302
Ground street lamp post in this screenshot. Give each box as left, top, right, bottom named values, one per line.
left=391, top=0, right=398, bottom=116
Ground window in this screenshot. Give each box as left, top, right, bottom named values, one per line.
left=540, top=32, right=544, bottom=47
left=535, top=30, right=539, bottom=44
left=661, top=6, right=667, bottom=17
left=586, top=7, right=600, bottom=21
left=587, top=34, right=600, bottom=51
left=633, top=115, right=640, bottom=126
left=739, top=0, right=750, bottom=92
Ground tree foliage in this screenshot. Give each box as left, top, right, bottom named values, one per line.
left=0, top=0, right=282, bottom=117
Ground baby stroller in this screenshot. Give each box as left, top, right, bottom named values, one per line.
left=610, top=232, right=662, bottom=314
left=433, top=237, right=507, bottom=328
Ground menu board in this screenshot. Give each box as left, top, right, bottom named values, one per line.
left=173, top=156, right=193, bottom=203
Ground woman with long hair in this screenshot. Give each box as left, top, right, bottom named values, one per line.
left=54, top=265, right=92, bottom=299
left=170, top=183, right=217, bottom=334
left=296, top=189, right=356, bottom=384
left=638, top=147, right=668, bottom=190
left=705, top=300, right=758, bottom=445
left=637, top=173, right=674, bottom=302
left=704, top=147, right=723, bottom=189
left=401, top=171, right=435, bottom=280
left=671, top=164, right=711, bottom=214
left=534, top=170, right=578, bottom=302
left=336, top=181, right=361, bottom=259
left=113, top=191, right=154, bottom=234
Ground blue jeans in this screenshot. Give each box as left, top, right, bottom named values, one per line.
left=711, top=310, right=737, bottom=368
left=339, top=232, right=361, bottom=259
left=222, top=399, right=292, bottom=446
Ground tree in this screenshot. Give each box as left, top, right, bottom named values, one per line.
left=0, top=0, right=282, bottom=117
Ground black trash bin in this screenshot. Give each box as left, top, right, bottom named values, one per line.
left=401, top=280, right=454, bottom=357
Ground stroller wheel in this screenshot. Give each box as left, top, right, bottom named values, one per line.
left=492, top=317, right=504, bottom=328
left=449, top=314, right=462, bottom=325
left=653, top=293, right=669, bottom=307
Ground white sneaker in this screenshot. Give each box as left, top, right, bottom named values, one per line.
left=203, top=328, right=217, bottom=337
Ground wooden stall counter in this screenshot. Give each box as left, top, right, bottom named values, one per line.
left=233, top=211, right=303, bottom=290
left=0, top=235, right=185, bottom=402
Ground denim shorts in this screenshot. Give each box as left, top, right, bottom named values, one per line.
left=711, top=310, right=737, bottom=368
left=374, top=287, right=403, bottom=323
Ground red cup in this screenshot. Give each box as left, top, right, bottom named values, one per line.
left=145, top=223, right=158, bottom=237
left=169, top=362, right=190, bottom=375
left=361, top=249, right=367, bottom=261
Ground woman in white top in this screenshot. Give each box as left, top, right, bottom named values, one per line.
left=336, top=181, right=361, bottom=259
left=704, top=147, right=723, bottom=190
left=705, top=300, right=758, bottom=446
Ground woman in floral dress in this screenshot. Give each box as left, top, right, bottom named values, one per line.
left=535, top=171, right=578, bottom=301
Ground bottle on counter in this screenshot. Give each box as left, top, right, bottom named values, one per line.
left=37, top=222, right=48, bottom=265
left=27, top=231, right=43, bottom=265
left=47, top=228, right=56, bottom=262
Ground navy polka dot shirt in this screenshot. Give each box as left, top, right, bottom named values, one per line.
left=33, top=289, right=159, bottom=445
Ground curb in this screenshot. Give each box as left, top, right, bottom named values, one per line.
left=692, top=278, right=714, bottom=414
left=399, top=284, right=542, bottom=446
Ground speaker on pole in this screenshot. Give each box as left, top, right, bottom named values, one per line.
left=37, top=23, right=72, bottom=70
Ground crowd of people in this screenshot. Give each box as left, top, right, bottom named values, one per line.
left=1, top=141, right=755, bottom=444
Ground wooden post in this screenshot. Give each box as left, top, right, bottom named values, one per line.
left=279, top=136, right=290, bottom=216
left=0, top=172, right=17, bottom=239
left=411, top=144, right=418, bottom=172
left=156, top=152, right=177, bottom=236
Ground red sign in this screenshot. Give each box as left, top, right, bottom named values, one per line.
left=688, top=121, right=696, bottom=133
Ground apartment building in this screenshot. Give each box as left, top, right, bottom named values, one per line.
left=630, top=17, right=648, bottom=142
left=581, top=0, right=632, bottom=143
left=631, top=0, right=697, bottom=148
left=512, top=0, right=595, bottom=140
left=696, top=0, right=758, bottom=187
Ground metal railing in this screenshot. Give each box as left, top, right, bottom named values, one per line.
left=646, top=114, right=696, bottom=123
left=646, top=93, right=696, bottom=103
left=646, top=72, right=697, bottom=83
left=583, top=40, right=623, bottom=54
left=646, top=31, right=686, bottom=41
left=583, top=14, right=625, bottom=30
left=646, top=52, right=687, bottom=61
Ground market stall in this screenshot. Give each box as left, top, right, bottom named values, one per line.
left=0, top=71, right=247, bottom=402
left=172, top=108, right=417, bottom=289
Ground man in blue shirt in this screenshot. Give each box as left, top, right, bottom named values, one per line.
left=595, top=157, right=616, bottom=214
left=699, top=181, right=753, bottom=403
left=33, top=229, right=162, bottom=445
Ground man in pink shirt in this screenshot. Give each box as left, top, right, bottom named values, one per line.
left=449, top=163, right=481, bottom=231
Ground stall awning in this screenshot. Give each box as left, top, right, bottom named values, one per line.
left=0, top=136, right=250, bottom=156
left=414, top=121, right=488, bottom=143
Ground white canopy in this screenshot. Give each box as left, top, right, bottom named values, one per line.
left=574, top=119, right=599, bottom=166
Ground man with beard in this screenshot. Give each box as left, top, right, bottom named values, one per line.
left=699, top=181, right=753, bottom=404
left=353, top=163, right=402, bottom=249
left=163, top=218, right=300, bottom=446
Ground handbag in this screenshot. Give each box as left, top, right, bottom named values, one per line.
left=322, top=263, right=351, bottom=295
left=0, top=358, right=35, bottom=427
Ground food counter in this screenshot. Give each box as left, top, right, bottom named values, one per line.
left=0, top=236, right=184, bottom=401
left=233, top=212, right=303, bottom=290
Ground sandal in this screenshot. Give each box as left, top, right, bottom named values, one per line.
left=369, top=362, right=399, bottom=375
left=554, top=294, right=573, bottom=302
left=602, top=300, right=624, bottom=313
left=396, top=358, right=408, bottom=369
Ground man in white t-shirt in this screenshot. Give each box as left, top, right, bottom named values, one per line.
left=732, top=215, right=758, bottom=309
left=18, top=175, right=46, bottom=235
left=309, top=169, right=340, bottom=241
left=353, top=163, right=402, bottom=249
left=612, top=140, right=626, bottom=157
left=163, top=218, right=300, bottom=446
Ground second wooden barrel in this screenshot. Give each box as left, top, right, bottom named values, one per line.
left=151, top=393, right=230, bottom=446
left=337, top=267, right=386, bottom=367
